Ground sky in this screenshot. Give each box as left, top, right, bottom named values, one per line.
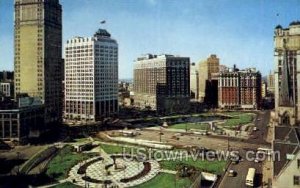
left=0, top=0, right=299, bottom=78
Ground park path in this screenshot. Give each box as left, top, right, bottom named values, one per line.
left=160, top=169, right=177, bottom=174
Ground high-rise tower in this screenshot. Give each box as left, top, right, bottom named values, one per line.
left=64, top=29, right=119, bottom=121
left=14, top=0, right=63, bottom=123
left=274, top=21, right=300, bottom=125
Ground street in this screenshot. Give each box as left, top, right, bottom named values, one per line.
left=218, top=110, right=271, bottom=188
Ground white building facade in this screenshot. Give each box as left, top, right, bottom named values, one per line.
left=64, top=29, right=118, bottom=122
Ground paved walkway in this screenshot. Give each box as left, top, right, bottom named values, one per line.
left=66, top=146, right=161, bottom=188
left=160, top=169, right=177, bottom=174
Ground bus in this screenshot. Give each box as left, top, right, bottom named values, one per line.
left=246, top=168, right=256, bottom=187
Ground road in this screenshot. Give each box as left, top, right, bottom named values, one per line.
left=218, top=110, right=271, bottom=188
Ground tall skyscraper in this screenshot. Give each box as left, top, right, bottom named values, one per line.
left=64, top=29, right=118, bottom=122
left=198, top=54, right=219, bottom=101
left=274, top=21, right=300, bottom=125
left=133, top=54, right=190, bottom=114
left=14, top=0, right=63, bottom=123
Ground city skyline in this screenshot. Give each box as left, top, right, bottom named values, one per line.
left=1, top=0, right=300, bottom=79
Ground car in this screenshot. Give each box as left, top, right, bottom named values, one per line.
left=254, top=158, right=262, bottom=163
left=228, top=170, right=237, bottom=177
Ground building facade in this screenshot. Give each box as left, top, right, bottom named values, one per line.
left=218, top=66, right=261, bottom=109
left=133, top=54, right=190, bottom=114
left=198, top=54, right=219, bottom=101
left=64, top=29, right=118, bottom=122
left=262, top=81, right=267, bottom=98
left=0, top=83, right=14, bottom=97
left=0, top=97, right=44, bottom=143
left=274, top=21, right=300, bottom=126
left=267, top=71, right=275, bottom=95
left=190, top=62, right=199, bottom=100
left=14, top=0, right=63, bottom=123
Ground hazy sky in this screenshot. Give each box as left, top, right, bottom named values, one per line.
left=0, top=0, right=299, bottom=78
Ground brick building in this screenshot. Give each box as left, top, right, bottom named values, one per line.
left=218, top=66, right=261, bottom=109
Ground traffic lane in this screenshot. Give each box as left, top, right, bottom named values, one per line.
left=252, top=110, right=270, bottom=142
left=219, top=159, right=262, bottom=188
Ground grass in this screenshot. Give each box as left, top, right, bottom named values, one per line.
left=100, top=143, right=143, bottom=154
left=160, top=158, right=226, bottom=175
left=133, top=173, right=191, bottom=188
left=46, top=145, right=94, bottom=181
left=169, top=123, right=210, bottom=130
left=222, top=113, right=254, bottom=128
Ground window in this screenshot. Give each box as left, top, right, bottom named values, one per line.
left=295, top=176, right=300, bottom=185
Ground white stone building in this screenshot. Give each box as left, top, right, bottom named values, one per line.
left=64, top=29, right=118, bottom=122
left=274, top=21, right=300, bottom=125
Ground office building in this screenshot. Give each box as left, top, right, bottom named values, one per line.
left=64, top=28, right=118, bottom=121
left=14, top=0, right=63, bottom=123
left=133, top=54, right=190, bottom=114
left=198, top=55, right=219, bottom=101
left=274, top=21, right=300, bottom=125
left=218, top=66, right=261, bottom=109
left=0, top=96, right=44, bottom=143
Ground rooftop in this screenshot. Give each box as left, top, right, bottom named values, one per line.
left=273, top=126, right=300, bottom=177
left=94, top=28, right=111, bottom=38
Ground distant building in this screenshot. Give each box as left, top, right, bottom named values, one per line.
left=274, top=21, right=300, bottom=125
left=14, top=0, right=63, bottom=124
left=190, top=62, right=199, bottom=100
left=0, top=82, right=14, bottom=97
left=0, top=71, right=14, bottom=82
left=0, top=71, right=14, bottom=97
left=218, top=66, right=261, bottom=109
left=119, top=81, right=131, bottom=107
left=0, top=96, right=44, bottom=143
left=219, top=65, right=228, bottom=73
left=133, top=54, right=190, bottom=114
left=64, top=28, right=118, bottom=122
left=198, top=55, right=219, bottom=101
left=262, top=81, right=267, bottom=98
left=267, top=71, right=275, bottom=95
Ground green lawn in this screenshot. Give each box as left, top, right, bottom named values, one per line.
left=169, top=123, right=209, bottom=130
left=133, top=173, right=191, bottom=188
left=100, top=144, right=126, bottom=154
left=222, top=113, right=254, bottom=128
left=46, top=145, right=94, bottom=180
left=160, top=158, right=226, bottom=175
